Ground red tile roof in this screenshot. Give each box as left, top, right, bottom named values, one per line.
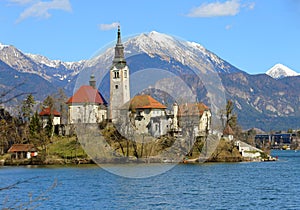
left=66, top=85, right=107, bottom=105
left=129, top=95, right=166, bottom=110
left=223, top=124, right=234, bottom=135
left=8, top=144, right=36, bottom=153
left=178, top=103, right=209, bottom=117
left=39, top=107, right=61, bottom=116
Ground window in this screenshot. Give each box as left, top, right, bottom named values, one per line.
left=115, top=85, right=118, bottom=89
left=124, top=70, right=127, bottom=78
left=114, top=71, right=120, bottom=79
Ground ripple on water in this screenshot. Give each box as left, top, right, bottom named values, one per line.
left=0, top=150, right=300, bottom=209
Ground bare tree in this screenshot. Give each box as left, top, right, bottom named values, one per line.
left=0, top=82, right=35, bottom=105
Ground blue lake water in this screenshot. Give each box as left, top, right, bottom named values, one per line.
left=1, top=150, right=300, bottom=209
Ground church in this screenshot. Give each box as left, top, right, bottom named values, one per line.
left=66, top=26, right=211, bottom=138
left=66, top=75, right=108, bottom=124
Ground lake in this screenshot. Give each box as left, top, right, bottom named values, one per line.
left=1, top=150, right=300, bottom=209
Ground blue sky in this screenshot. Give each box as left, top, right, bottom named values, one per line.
left=0, top=0, right=300, bottom=74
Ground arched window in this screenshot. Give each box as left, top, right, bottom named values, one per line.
left=114, top=71, right=120, bottom=79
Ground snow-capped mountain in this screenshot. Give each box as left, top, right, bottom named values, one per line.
left=266, top=63, right=299, bottom=79
left=86, top=31, right=241, bottom=74
left=0, top=42, right=9, bottom=50
left=2, top=32, right=300, bottom=131
left=126, top=31, right=240, bottom=73
left=0, top=43, right=86, bottom=84
left=26, top=53, right=85, bottom=70
left=0, top=32, right=241, bottom=89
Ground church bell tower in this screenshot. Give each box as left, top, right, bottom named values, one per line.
left=110, top=26, right=130, bottom=121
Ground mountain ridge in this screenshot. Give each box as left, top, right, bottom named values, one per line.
left=0, top=32, right=299, bottom=131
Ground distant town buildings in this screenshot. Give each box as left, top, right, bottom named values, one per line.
left=255, top=133, right=296, bottom=149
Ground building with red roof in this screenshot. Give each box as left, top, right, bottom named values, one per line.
left=66, top=75, right=108, bottom=124
left=223, top=124, right=234, bottom=141
left=124, top=95, right=171, bottom=137
left=129, top=95, right=167, bottom=111
left=39, top=107, right=61, bottom=127
left=8, top=144, right=38, bottom=159
left=175, top=102, right=211, bottom=137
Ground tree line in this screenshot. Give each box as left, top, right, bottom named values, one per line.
left=0, top=88, right=68, bottom=157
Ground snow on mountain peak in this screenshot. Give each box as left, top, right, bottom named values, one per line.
left=0, top=42, right=9, bottom=50
left=25, top=53, right=86, bottom=70
left=126, top=31, right=208, bottom=63
left=87, top=31, right=236, bottom=74
left=266, top=63, right=299, bottom=79
left=148, top=31, right=175, bottom=44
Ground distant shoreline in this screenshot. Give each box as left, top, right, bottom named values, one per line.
left=1, top=155, right=277, bottom=167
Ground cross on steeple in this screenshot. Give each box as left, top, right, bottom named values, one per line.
left=117, top=25, right=122, bottom=45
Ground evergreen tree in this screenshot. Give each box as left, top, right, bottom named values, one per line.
left=45, top=115, right=54, bottom=138
left=29, top=111, right=42, bottom=137
left=21, top=94, right=35, bottom=123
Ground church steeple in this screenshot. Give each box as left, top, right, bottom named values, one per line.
left=110, top=26, right=130, bottom=121
left=113, top=25, right=126, bottom=65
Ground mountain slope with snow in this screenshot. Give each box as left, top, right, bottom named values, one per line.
left=86, top=31, right=242, bottom=74
left=0, top=31, right=242, bottom=89
left=2, top=32, right=300, bottom=130
left=266, top=63, right=299, bottom=79
left=0, top=44, right=86, bottom=85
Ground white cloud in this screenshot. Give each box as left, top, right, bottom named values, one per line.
left=225, top=24, right=232, bottom=30
left=187, top=0, right=241, bottom=17
left=243, top=2, right=255, bottom=10
left=99, top=22, right=119, bottom=31
left=11, top=0, right=72, bottom=23
left=8, top=0, right=36, bottom=5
